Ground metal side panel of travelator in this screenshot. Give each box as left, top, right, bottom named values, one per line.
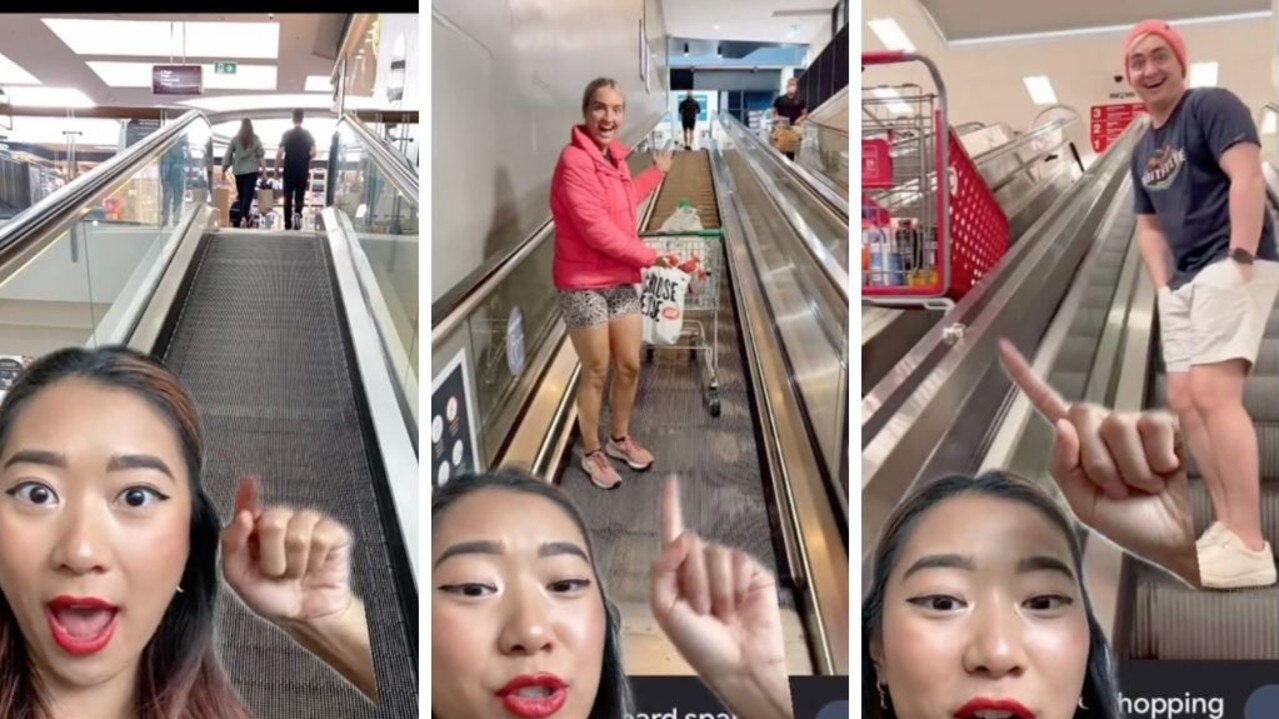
left=0, top=111, right=419, bottom=717
left=533, top=111, right=850, bottom=677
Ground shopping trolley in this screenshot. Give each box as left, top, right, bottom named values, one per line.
left=640, top=228, right=725, bottom=417
left=861, top=51, right=1010, bottom=309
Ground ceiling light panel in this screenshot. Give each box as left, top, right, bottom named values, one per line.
left=42, top=19, right=279, bottom=60
left=0, top=52, right=40, bottom=84
left=87, top=61, right=277, bottom=90
left=869, top=18, right=915, bottom=52
left=1023, top=76, right=1058, bottom=105
left=3, top=87, right=94, bottom=108
left=178, top=93, right=331, bottom=113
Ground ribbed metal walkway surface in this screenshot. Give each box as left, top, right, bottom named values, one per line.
left=159, top=230, right=416, bottom=716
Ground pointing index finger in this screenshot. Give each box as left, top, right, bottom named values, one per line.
left=661, top=476, right=684, bottom=546
left=233, top=475, right=262, bottom=520
left=998, top=339, right=1069, bottom=423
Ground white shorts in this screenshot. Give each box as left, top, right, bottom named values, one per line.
left=1157, top=258, right=1279, bottom=374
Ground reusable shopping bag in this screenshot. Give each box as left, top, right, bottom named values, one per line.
left=641, top=264, right=693, bottom=345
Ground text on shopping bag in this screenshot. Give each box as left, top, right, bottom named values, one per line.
left=641, top=265, right=692, bottom=345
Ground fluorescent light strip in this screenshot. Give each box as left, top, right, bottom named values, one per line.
left=3, top=87, right=94, bottom=108
left=1023, top=76, right=1058, bottom=105
left=873, top=87, right=913, bottom=115
left=42, top=18, right=280, bottom=60
left=949, top=10, right=1272, bottom=47
left=868, top=18, right=916, bottom=52
left=0, top=52, right=40, bottom=85
left=86, top=61, right=278, bottom=91
left=179, top=93, right=331, bottom=113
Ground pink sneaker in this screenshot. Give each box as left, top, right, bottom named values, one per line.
left=581, top=451, right=622, bottom=490
left=605, top=435, right=654, bottom=471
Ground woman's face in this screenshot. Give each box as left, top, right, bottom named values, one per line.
left=432, top=488, right=607, bottom=719
left=873, top=495, right=1090, bottom=719
left=583, top=86, right=625, bottom=149
left=0, top=379, right=191, bottom=695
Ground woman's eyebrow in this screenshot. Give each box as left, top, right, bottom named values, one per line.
left=1017, top=555, right=1075, bottom=579
left=3, top=449, right=66, bottom=470
left=433, top=540, right=503, bottom=569
left=902, top=553, right=973, bottom=579
left=539, top=541, right=589, bottom=562
left=107, top=454, right=175, bottom=483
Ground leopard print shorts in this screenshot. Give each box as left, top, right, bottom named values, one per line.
left=557, top=285, right=641, bottom=329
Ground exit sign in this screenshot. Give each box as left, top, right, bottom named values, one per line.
left=215, top=62, right=237, bottom=74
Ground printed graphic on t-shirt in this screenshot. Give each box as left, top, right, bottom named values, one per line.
left=1142, top=142, right=1187, bottom=192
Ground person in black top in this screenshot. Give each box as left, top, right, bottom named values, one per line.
left=772, top=78, right=807, bottom=160
left=678, top=91, right=700, bottom=150
left=276, top=109, right=316, bottom=230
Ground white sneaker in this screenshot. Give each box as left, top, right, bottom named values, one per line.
left=1196, top=521, right=1227, bottom=550
left=1198, top=530, right=1277, bottom=589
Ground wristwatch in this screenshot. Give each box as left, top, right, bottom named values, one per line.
left=1231, top=247, right=1255, bottom=264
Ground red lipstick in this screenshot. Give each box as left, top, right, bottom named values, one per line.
left=45, top=596, right=120, bottom=657
left=496, top=674, right=569, bottom=718
left=954, top=698, right=1036, bottom=719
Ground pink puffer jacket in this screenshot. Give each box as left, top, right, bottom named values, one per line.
left=551, top=125, right=663, bottom=291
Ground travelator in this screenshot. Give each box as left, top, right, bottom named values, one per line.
left=863, top=102, right=1279, bottom=661
left=863, top=109, right=1087, bottom=392
left=0, top=110, right=418, bottom=716
left=432, top=111, right=848, bottom=674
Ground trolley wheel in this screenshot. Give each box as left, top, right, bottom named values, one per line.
left=709, top=396, right=722, bottom=417
left=645, top=347, right=654, bottom=364
left=689, top=349, right=697, bottom=363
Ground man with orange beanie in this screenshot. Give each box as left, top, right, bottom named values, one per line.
left=1128, top=20, right=1279, bottom=588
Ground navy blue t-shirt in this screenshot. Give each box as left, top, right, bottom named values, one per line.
left=1131, top=87, right=1276, bottom=289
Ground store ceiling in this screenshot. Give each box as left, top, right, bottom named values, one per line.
left=918, top=0, right=1269, bottom=41
left=0, top=14, right=346, bottom=108
left=661, top=0, right=838, bottom=44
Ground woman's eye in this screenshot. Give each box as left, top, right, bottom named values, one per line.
left=6, top=482, right=59, bottom=506
left=438, top=583, right=496, bottom=598
left=549, top=578, right=592, bottom=594
left=117, top=486, right=169, bottom=509
left=907, top=594, right=966, bottom=612
left=1025, top=594, right=1074, bottom=611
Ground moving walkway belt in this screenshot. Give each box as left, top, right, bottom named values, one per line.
left=153, top=230, right=417, bottom=716
left=1120, top=205, right=1279, bottom=660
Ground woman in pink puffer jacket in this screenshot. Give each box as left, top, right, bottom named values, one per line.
left=550, top=77, right=673, bottom=490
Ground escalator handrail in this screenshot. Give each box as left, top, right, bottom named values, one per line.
left=0, top=110, right=208, bottom=260
left=718, top=113, right=849, bottom=302
left=737, top=113, right=849, bottom=221
left=431, top=113, right=668, bottom=337
left=336, top=113, right=419, bottom=204
left=970, top=116, right=1077, bottom=166
left=804, top=118, right=849, bottom=138
left=342, top=111, right=416, bottom=181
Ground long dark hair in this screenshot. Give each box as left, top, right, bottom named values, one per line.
left=235, top=119, right=255, bottom=150
left=862, top=472, right=1122, bottom=719
left=432, top=469, right=632, bottom=718
left=0, top=347, right=250, bottom=718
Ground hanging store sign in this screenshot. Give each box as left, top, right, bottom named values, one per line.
left=152, top=65, right=203, bottom=96
left=1089, top=102, right=1146, bottom=154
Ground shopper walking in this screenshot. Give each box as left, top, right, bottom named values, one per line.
left=277, top=109, right=316, bottom=230
left=771, top=77, right=807, bottom=160
left=222, top=119, right=264, bottom=228
left=678, top=91, right=700, bottom=150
